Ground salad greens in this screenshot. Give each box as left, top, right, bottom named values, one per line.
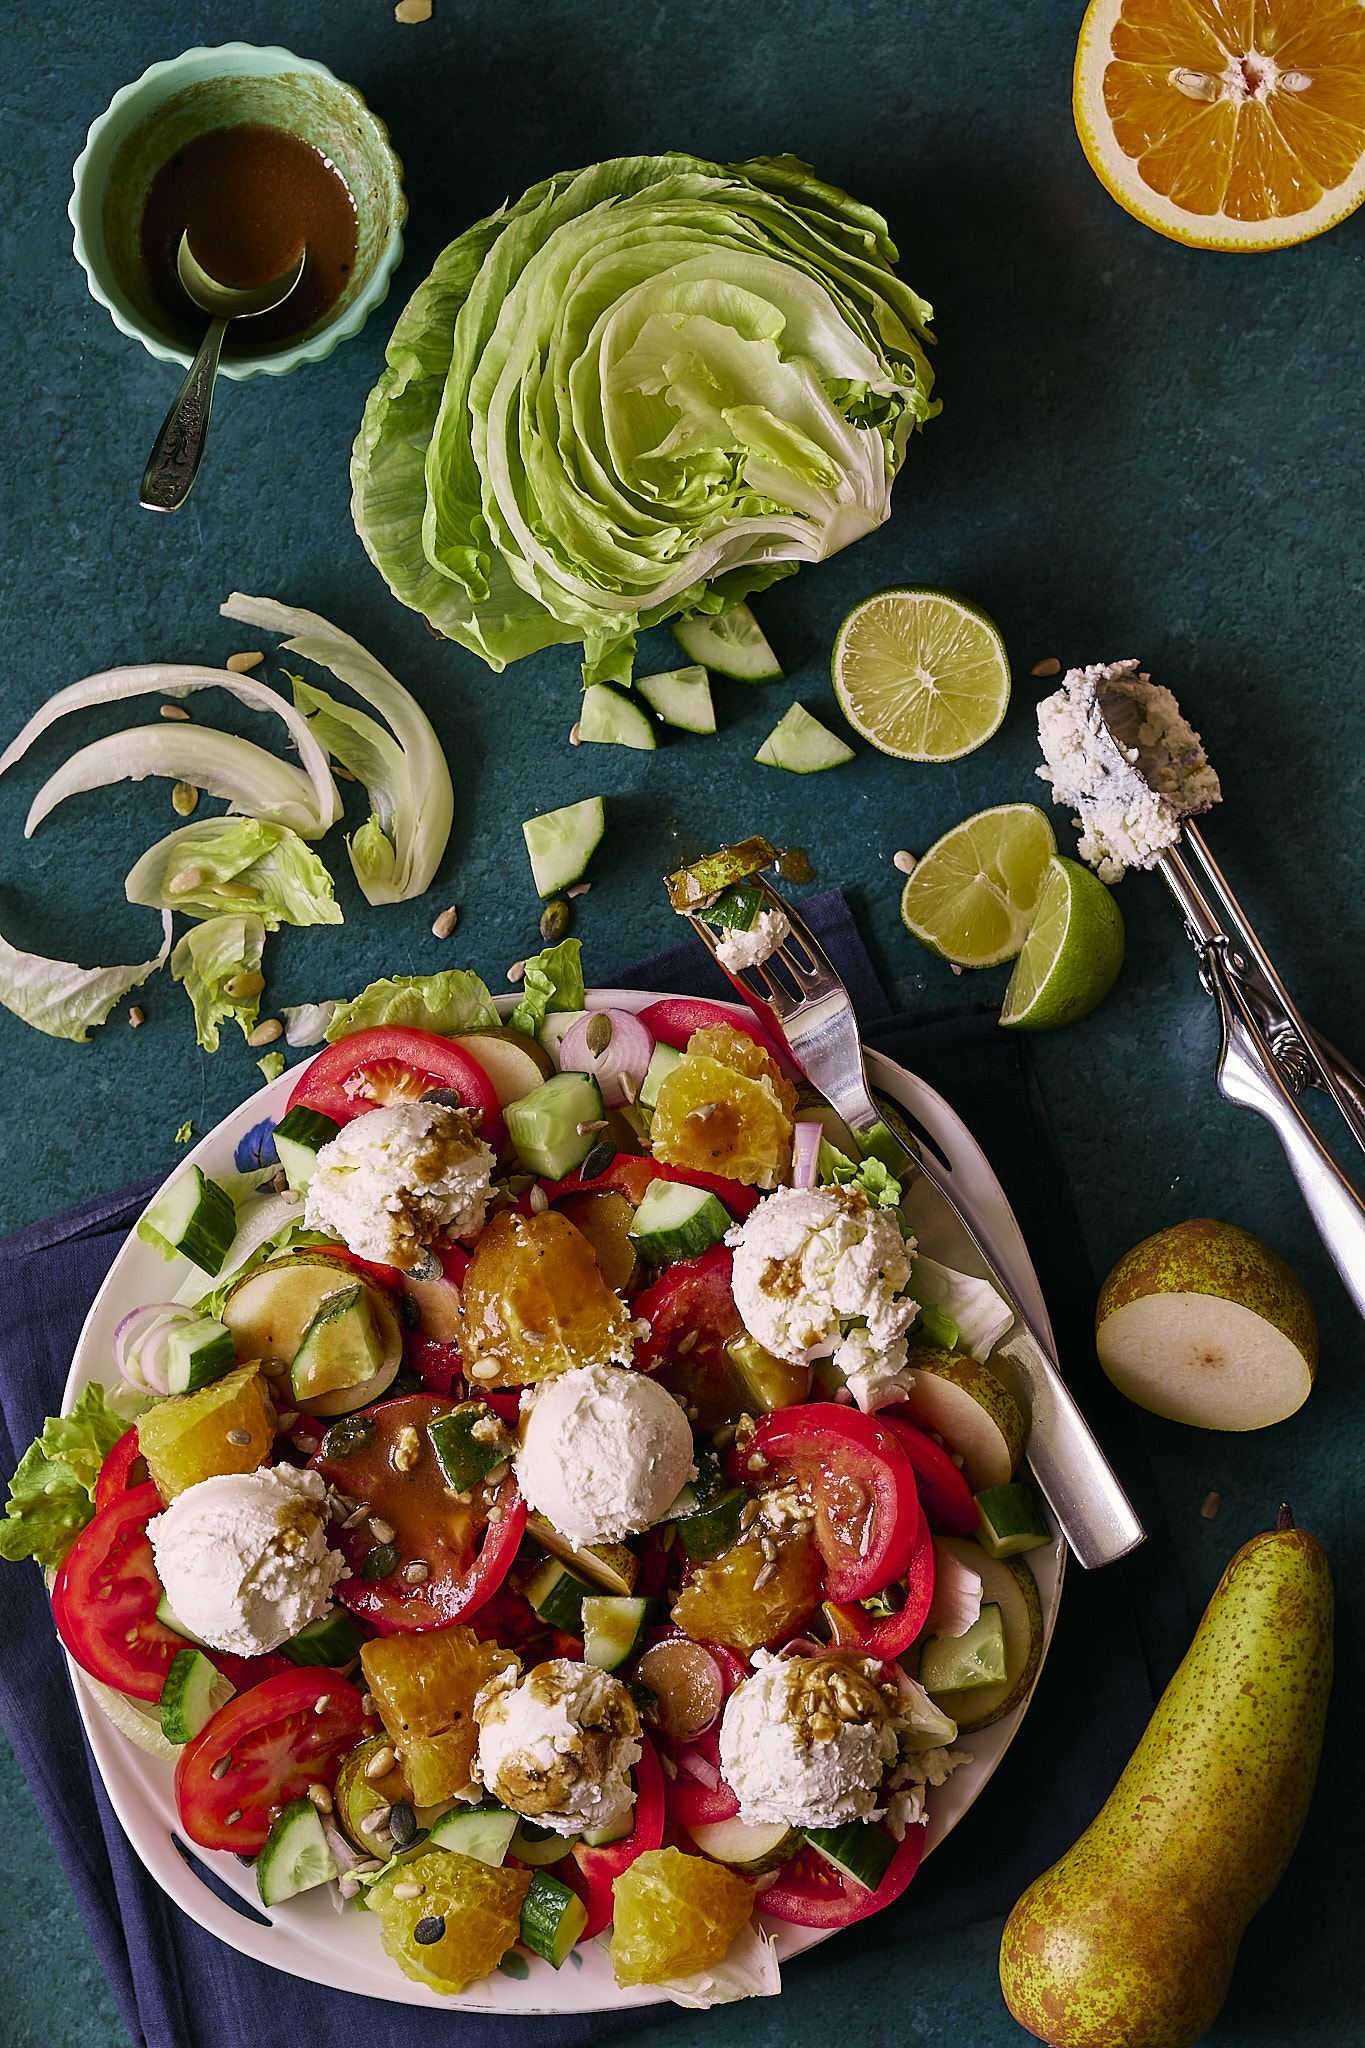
left=171, top=913, right=265, bottom=1051
left=126, top=818, right=342, bottom=933
left=0, top=1384, right=126, bottom=1566
left=818, top=1137, right=902, bottom=1209
left=325, top=968, right=500, bottom=1041
left=510, top=938, right=585, bottom=1038
left=0, top=910, right=172, bottom=1043
left=352, top=153, right=937, bottom=685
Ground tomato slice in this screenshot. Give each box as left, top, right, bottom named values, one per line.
left=287, top=1027, right=505, bottom=1152
left=311, top=1393, right=525, bottom=1632
left=569, top=1734, right=666, bottom=1939
left=52, top=1481, right=187, bottom=1702
left=877, top=1406, right=979, bottom=1536
left=175, top=1669, right=369, bottom=1852
left=760, top=1822, right=925, bottom=1927
left=92, top=1427, right=152, bottom=1513
left=826, top=1507, right=937, bottom=1660
left=637, top=997, right=791, bottom=1073
left=538, top=1154, right=761, bottom=1220
left=740, top=1406, right=920, bottom=1603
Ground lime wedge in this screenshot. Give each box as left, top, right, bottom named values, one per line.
left=900, top=805, right=1056, bottom=967
left=832, top=587, right=1010, bottom=761
left=1000, top=855, right=1125, bottom=1029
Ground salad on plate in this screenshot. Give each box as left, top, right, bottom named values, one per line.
left=3, top=932, right=1058, bottom=2010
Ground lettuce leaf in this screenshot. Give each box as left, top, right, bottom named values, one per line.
left=509, top=938, right=585, bottom=1038
left=0, top=909, right=172, bottom=1042
left=171, top=913, right=266, bottom=1051
left=126, top=817, right=342, bottom=933
left=0, top=1383, right=128, bottom=1567
left=325, top=969, right=499, bottom=1041
left=283, top=1002, right=339, bottom=1046
left=911, top=1254, right=1013, bottom=1361
left=817, top=1137, right=902, bottom=1209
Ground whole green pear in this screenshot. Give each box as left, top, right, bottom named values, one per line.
left=999, top=1514, right=1333, bottom=2048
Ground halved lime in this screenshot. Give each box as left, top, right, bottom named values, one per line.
left=1000, top=855, right=1125, bottom=1029
left=832, top=588, right=1010, bottom=761
left=900, top=805, right=1056, bottom=967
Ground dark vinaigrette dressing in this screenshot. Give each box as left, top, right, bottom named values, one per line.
left=139, top=123, right=358, bottom=352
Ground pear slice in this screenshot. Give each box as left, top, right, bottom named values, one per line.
left=903, top=1349, right=1026, bottom=1490
left=921, top=1536, right=1044, bottom=1730
left=1095, top=1219, right=1317, bottom=1430
left=452, top=1027, right=553, bottom=1105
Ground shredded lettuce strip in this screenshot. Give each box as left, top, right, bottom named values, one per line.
left=125, top=817, right=342, bottom=933
left=171, top=913, right=265, bottom=1051
left=910, top=1254, right=1013, bottom=1361
left=283, top=1001, right=339, bottom=1046
left=509, top=937, right=584, bottom=1037
left=220, top=595, right=454, bottom=905
left=325, top=968, right=499, bottom=1041
left=0, top=1383, right=127, bottom=1567
left=0, top=909, right=172, bottom=1042
left=0, top=665, right=340, bottom=839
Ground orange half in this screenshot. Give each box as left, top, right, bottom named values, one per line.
left=1074, top=0, right=1365, bottom=249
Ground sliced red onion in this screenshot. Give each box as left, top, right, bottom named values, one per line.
left=557, top=1006, right=655, bottom=1108
left=113, top=1303, right=189, bottom=1396
left=925, top=1540, right=984, bottom=1640
left=676, top=1746, right=721, bottom=1790
left=793, top=1119, right=823, bottom=1189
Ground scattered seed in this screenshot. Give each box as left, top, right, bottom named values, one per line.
left=950, top=963, right=964, bottom=977
left=361, top=1694, right=379, bottom=1717
left=128, top=1006, right=146, bottom=1028
left=892, top=850, right=917, bottom=875
left=746, top=1452, right=769, bottom=1473
left=1029, top=657, right=1062, bottom=677
left=528, top=1184, right=549, bottom=1214
left=403, top=1560, right=430, bottom=1585
left=388, top=1800, right=420, bottom=1848
left=364, top=1745, right=398, bottom=1781
left=1170, top=67, right=1221, bottom=101
left=359, top=1805, right=392, bottom=1836
left=226, top=1808, right=243, bottom=1826
left=576, top=1118, right=609, bottom=1136
left=391, top=1880, right=426, bottom=1901
left=683, top=1404, right=698, bottom=1421
left=395, top=0, right=433, bottom=20
left=469, top=1360, right=499, bottom=1380
left=226, top=651, right=264, bottom=673
left=211, top=1755, right=232, bottom=1780
left=306, top=1782, right=333, bottom=1814
left=367, top=1517, right=396, bottom=1544
left=569, top=722, right=582, bottom=746
left=1280, top=70, right=1312, bottom=90
left=676, top=1329, right=698, bottom=1356
left=540, top=899, right=570, bottom=944
left=293, top=1431, right=321, bottom=1456
left=618, top=1072, right=638, bottom=1105
left=160, top=703, right=192, bottom=720
left=760, top=1535, right=777, bottom=1561
left=225, top=971, right=266, bottom=999
left=172, top=780, right=199, bottom=815
left=333, top=764, right=358, bottom=782
left=313, top=1695, right=332, bottom=1715
left=361, top=1543, right=400, bottom=1580
left=711, top=1422, right=737, bottom=1448
left=215, top=879, right=262, bottom=900
left=413, top=1914, right=446, bottom=1945
left=225, top=1428, right=252, bottom=1447
left=567, top=881, right=591, bottom=898
left=739, top=1500, right=761, bottom=1529
left=752, top=1560, right=778, bottom=1591
left=274, top=1410, right=299, bottom=1431
left=630, top=1318, right=651, bottom=1341
left=486, top=1503, right=504, bottom=1523
left=507, top=961, right=525, bottom=984
left=167, top=867, right=206, bottom=895
left=687, top=1102, right=718, bottom=1121
left=1200, top=1490, right=1221, bottom=1520
left=247, top=1019, right=283, bottom=1047
left=431, top=906, right=459, bottom=940
left=585, top=1011, right=613, bottom=1056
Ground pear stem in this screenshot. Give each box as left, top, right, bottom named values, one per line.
left=1278, top=1502, right=1294, bottom=1531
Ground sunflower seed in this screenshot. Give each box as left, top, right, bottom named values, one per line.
left=128, top=1007, right=145, bottom=1027
left=752, top=1560, right=778, bottom=1590
left=307, top=1782, right=333, bottom=1813
left=1029, top=657, right=1062, bottom=677
left=507, top=961, right=525, bottom=984
left=1200, top=1490, right=1221, bottom=1520
left=160, top=703, right=192, bottom=720
left=364, top=1746, right=397, bottom=1780
left=431, top=906, right=459, bottom=940
left=528, top=1185, right=549, bottom=1214
left=211, top=1755, right=232, bottom=1780
left=226, top=651, right=264, bottom=673
left=368, top=1518, right=396, bottom=1544
left=225, top=1428, right=252, bottom=1447
left=687, top=1102, right=718, bottom=1121
left=892, top=850, right=917, bottom=875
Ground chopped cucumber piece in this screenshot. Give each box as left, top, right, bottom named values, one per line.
left=156, top=1592, right=208, bottom=1647
left=804, top=1819, right=896, bottom=1892
left=137, top=1166, right=236, bottom=1275
left=975, top=1482, right=1052, bottom=1558
left=635, top=665, right=715, bottom=733
left=724, top=1331, right=811, bottom=1412
left=524, top=1555, right=595, bottom=1634
left=278, top=1607, right=367, bottom=1667
left=755, top=702, right=855, bottom=773
left=165, top=1317, right=238, bottom=1395
left=256, top=1796, right=338, bottom=1906
left=673, top=1486, right=745, bottom=1560
left=523, top=797, right=605, bottom=898
left=671, top=603, right=782, bottom=682
left=504, top=1070, right=605, bottom=1178
left=581, top=1594, right=651, bottom=1671
left=687, top=1815, right=801, bottom=1874
left=638, top=1041, right=683, bottom=1111
left=662, top=1448, right=726, bottom=1520
left=272, top=1104, right=340, bottom=1192
left=159, top=1646, right=233, bottom=1744
left=539, top=1009, right=582, bottom=1065
left=581, top=1807, right=633, bottom=1847
left=510, top=1818, right=579, bottom=1865
left=578, top=682, right=656, bottom=750
left=428, top=1800, right=519, bottom=1866
left=291, top=1283, right=385, bottom=1405
left=520, top=1866, right=588, bottom=1967
left=700, top=882, right=763, bottom=932
left=628, top=1181, right=731, bottom=1265
left=427, top=1402, right=514, bottom=1494
left=918, top=1603, right=1008, bottom=1692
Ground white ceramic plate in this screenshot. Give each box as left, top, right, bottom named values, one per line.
left=61, top=989, right=1064, bottom=2013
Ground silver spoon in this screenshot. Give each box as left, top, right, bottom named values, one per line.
left=139, top=232, right=307, bottom=514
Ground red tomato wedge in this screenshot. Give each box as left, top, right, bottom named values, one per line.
left=760, top=1821, right=925, bottom=1927
left=175, top=1669, right=368, bottom=1853
left=52, top=1481, right=186, bottom=1702
left=537, top=1154, right=761, bottom=1220
left=877, top=1407, right=979, bottom=1536
left=826, top=1507, right=937, bottom=1661
left=287, top=1026, right=504, bottom=1152
left=637, top=997, right=791, bottom=1072
left=569, top=1734, right=666, bottom=1939
left=740, top=1406, right=920, bottom=1603
left=92, top=1427, right=151, bottom=1513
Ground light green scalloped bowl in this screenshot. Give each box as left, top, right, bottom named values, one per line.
left=70, top=43, right=406, bottom=381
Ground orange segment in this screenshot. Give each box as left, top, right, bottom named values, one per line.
left=610, top=1846, right=755, bottom=1986
left=1075, top=0, right=1365, bottom=247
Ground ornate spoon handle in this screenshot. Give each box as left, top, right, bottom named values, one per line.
left=139, top=318, right=227, bottom=513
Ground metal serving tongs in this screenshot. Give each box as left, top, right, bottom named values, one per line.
left=669, top=844, right=1145, bottom=1570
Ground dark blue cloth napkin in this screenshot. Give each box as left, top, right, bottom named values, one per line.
left=0, top=892, right=1190, bottom=2046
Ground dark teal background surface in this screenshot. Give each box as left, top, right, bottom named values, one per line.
left=1, top=1, right=1361, bottom=2041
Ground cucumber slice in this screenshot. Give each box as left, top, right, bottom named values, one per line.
left=662, top=1448, right=726, bottom=1520
left=671, top=603, right=782, bottom=682
left=700, top=882, right=763, bottom=932
left=539, top=1010, right=582, bottom=1065
left=638, top=1042, right=683, bottom=1111
left=687, top=1815, right=801, bottom=1875
left=156, top=1592, right=208, bottom=1647
left=427, top=1402, right=514, bottom=1494
left=510, top=1818, right=579, bottom=1866
left=523, top=797, right=605, bottom=898
left=256, top=1796, right=339, bottom=1907
left=278, top=1606, right=368, bottom=1667
left=159, top=1647, right=233, bottom=1745
left=520, top=1866, right=588, bottom=1967
left=673, top=1486, right=745, bottom=1560
left=524, top=1513, right=640, bottom=1593
left=137, top=1166, right=236, bottom=1275
left=524, top=1555, right=595, bottom=1633
left=580, top=1594, right=651, bottom=1671
left=975, top=1482, right=1052, bottom=1558
left=804, top=1819, right=896, bottom=1892
left=628, top=1181, right=732, bottom=1265
left=924, top=1537, right=1044, bottom=1730
left=272, top=1104, right=340, bottom=1193
left=427, top=1800, right=519, bottom=1866
left=164, top=1316, right=238, bottom=1395
left=578, top=682, right=657, bottom=750
left=291, top=1283, right=385, bottom=1405
left=581, top=1807, right=633, bottom=1847
left=918, top=1603, right=1008, bottom=1692
left=504, top=1070, right=606, bottom=1178
left=755, top=702, right=855, bottom=773
left=635, top=665, right=716, bottom=733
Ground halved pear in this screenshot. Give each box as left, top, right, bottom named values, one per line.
left=904, top=1348, right=1027, bottom=1490
left=453, top=1027, right=553, bottom=1105
left=1095, top=1219, right=1317, bottom=1430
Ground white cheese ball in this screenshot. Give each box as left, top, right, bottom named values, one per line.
left=473, top=1658, right=641, bottom=1836
left=303, top=1100, right=495, bottom=1270
left=719, top=1651, right=899, bottom=1829
left=514, top=1362, right=693, bottom=1546
left=148, top=1465, right=345, bottom=1658
left=728, top=1184, right=916, bottom=1363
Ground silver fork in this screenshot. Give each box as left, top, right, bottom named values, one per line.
left=684, top=876, right=1146, bottom=1570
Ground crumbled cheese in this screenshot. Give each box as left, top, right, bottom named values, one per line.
left=719, top=1651, right=901, bottom=1829
left=473, top=1658, right=641, bottom=1836
left=713, top=906, right=790, bottom=973
left=303, top=1100, right=495, bottom=1270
